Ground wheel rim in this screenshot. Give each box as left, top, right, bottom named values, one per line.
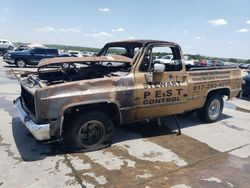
left=208, top=99, right=221, bottom=119
left=17, top=60, right=25, bottom=68
left=78, top=120, right=105, bottom=147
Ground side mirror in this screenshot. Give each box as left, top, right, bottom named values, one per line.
left=153, top=63, right=165, bottom=73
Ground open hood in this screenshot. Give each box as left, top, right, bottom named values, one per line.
left=37, top=55, right=132, bottom=68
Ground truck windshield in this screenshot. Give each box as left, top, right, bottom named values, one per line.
left=99, top=44, right=142, bottom=59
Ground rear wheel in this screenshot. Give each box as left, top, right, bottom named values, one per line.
left=15, top=59, right=26, bottom=68
left=63, top=111, right=114, bottom=152
left=197, top=94, right=223, bottom=123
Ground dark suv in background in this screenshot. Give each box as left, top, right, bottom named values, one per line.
left=3, top=47, right=67, bottom=67
left=242, top=72, right=250, bottom=97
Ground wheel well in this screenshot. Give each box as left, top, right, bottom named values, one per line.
left=207, top=88, right=230, bottom=100
left=63, top=102, right=121, bottom=130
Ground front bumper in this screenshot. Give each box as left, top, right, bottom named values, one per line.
left=3, top=57, right=15, bottom=64
left=15, top=97, right=51, bottom=140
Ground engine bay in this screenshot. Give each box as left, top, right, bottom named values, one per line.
left=37, top=63, right=131, bottom=86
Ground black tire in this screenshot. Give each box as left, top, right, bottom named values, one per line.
left=197, top=94, right=223, bottom=123
left=63, top=111, right=114, bottom=152
left=15, top=59, right=26, bottom=68
left=8, top=46, right=14, bottom=50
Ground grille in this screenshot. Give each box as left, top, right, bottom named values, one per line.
left=21, top=86, right=36, bottom=115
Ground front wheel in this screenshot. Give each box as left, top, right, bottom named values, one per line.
left=63, top=111, right=114, bottom=152
left=197, top=94, right=223, bottom=123
left=15, top=59, right=26, bottom=68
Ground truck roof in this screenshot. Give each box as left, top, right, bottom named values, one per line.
left=37, top=55, right=132, bottom=68
left=104, top=40, right=178, bottom=47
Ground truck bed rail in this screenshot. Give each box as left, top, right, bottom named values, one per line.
left=186, top=65, right=238, bottom=71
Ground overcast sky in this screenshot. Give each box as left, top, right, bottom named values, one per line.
left=0, top=0, right=250, bottom=59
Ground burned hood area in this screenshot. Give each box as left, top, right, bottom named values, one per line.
left=27, top=55, right=132, bottom=86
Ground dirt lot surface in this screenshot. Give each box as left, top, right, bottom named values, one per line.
left=1, top=58, right=250, bottom=188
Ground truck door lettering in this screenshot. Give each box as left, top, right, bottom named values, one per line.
left=144, top=91, right=151, bottom=99
left=143, top=81, right=181, bottom=89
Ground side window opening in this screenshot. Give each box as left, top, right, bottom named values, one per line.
left=102, top=46, right=141, bottom=59
left=46, top=49, right=58, bottom=55
left=140, top=45, right=182, bottom=72
left=34, top=48, right=45, bottom=54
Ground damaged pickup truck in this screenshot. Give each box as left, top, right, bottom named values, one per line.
left=14, top=40, right=242, bottom=151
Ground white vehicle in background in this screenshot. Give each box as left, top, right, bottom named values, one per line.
left=82, top=51, right=93, bottom=57
left=68, top=51, right=83, bottom=57
left=0, top=39, right=14, bottom=50
left=154, top=55, right=174, bottom=64
left=183, top=55, right=194, bottom=65
left=0, top=39, right=15, bottom=55
left=154, top=55, right=194, bottom=66
left=184, top=60, right=195, bottom=65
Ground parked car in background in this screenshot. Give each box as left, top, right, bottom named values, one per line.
left=184, top=60, right=194, bottom=65
left=241, top=72, right=250, bottom=97
left=183, top=55, right=194, bottom=65
left=0, top=39, right=14, bottom=50
left=207, top=60, right=224, bottom=66
left=82, top=51, right=93, bottom=57
left=198, top=59, right=207, bottom=66
left=68, top=51, right=83, bottom=57
left=207, top=60, right=214, bottom=66
left=154, top=55, right=174, bottom=64
left=239, top=63, right=250, bottom=69
left=214, top=60, right=224, bottom=66
left=3, top=47, right=69, bottom=68
left=0, top=39, right=15, bottom=56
